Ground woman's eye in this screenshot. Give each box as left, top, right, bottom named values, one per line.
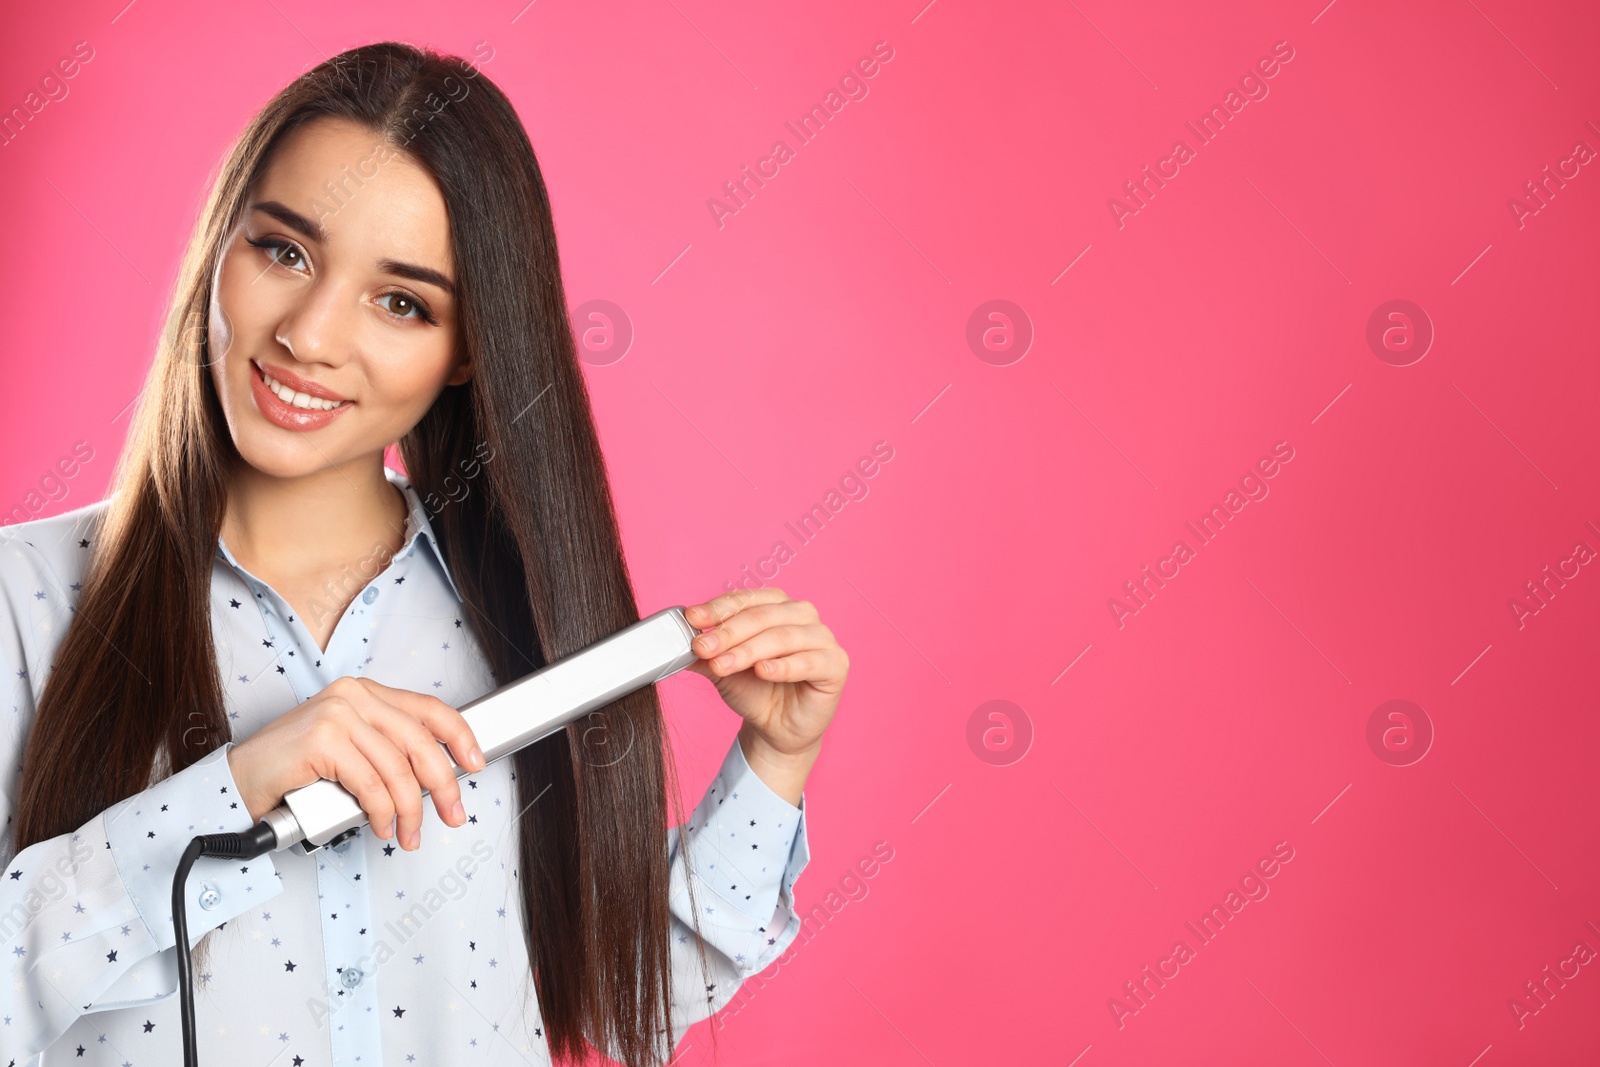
left=246, top=236, right=309, bottom=272
left=378, top=292, right=432, bottom=322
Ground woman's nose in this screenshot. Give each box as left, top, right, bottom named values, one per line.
left=273, top=280, right=354, bottom=365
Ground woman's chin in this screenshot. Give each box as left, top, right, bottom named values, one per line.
left=230, top=427, right=375, bottom=481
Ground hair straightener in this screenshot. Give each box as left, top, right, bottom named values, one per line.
left=170, top=606, right=701, bottom=1066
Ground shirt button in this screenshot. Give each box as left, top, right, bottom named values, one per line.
left=362, top=587, right=379, bottom=605
left=198, top=883, right=222, bottom=911
left=341, top=967, right=364, bottom=989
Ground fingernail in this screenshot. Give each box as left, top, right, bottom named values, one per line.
left=407, top=829, right=421, bottom=850
left=450, top=800, right=465, bottom=824
left=698, top=633, right=719, bottom=654
left=468, top=746, right=484, bottom=769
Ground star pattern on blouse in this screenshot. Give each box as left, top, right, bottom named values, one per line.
left=0, top=471, right=811, bottom=1064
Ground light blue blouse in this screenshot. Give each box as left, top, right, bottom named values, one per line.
left=0, top=467, right=810, bottom=1065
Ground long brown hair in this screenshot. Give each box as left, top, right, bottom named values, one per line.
left=13, top=42, right=705, bottom=1066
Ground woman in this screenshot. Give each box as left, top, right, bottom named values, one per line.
left=0, top=41, right=847, bottom=1065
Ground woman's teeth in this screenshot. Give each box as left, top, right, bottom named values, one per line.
left=259, top=365, right=347, bottom=411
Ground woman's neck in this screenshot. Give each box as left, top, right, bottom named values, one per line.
left=219, top=453, right=409, bottom=649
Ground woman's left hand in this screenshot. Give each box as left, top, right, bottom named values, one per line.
left=684, top=589, right=847, bottom=796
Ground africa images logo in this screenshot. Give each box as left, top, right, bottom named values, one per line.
left=1106, top=40, right=1296, bottom=229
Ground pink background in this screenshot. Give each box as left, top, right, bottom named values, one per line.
left=4, top=0, right=1600, bottom=1063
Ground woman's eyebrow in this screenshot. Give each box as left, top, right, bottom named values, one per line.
left=252, top=200, right=325, bottom=243
left=378, top=258, right=457, bottom=298
left=250, top=200, right=456, bottom=297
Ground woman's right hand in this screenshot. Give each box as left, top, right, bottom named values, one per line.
left=225, top=676, right=486, bottom=851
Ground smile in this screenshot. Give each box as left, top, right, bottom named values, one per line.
left=249, top=359, right=354, bottom=432
left=252, top=359, right=350, bottom=410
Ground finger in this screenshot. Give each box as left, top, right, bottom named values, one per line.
left=692, top=600, right=816, bottom=663
left=342, top=681, right=464, bottom=830
left=748, top=647, right=848, bottom=688
left=310, top=729, right=397, bottom=842
left=358, top=679, right=485, bottom=772
left=684, top=587, right=792, bottom=630
left=704, top=622, right=829, bottom=676
left=345, top=715, right=428, bottom=850
left=367, top=699, right=468, bottom=827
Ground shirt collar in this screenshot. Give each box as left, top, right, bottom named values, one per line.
left=213, top=465, right=466, bottom=605
left=383, top=465, right=466, bottom=603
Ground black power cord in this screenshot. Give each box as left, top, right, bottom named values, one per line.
left=172, top=824, right=280, bottom=1067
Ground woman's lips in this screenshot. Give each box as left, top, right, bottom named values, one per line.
left=254, top=358, right=351, bottom=402
left=249, top=359, right=353, bottom=432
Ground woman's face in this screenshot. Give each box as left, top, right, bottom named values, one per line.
left=207, top=116, right=470, bottom=480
